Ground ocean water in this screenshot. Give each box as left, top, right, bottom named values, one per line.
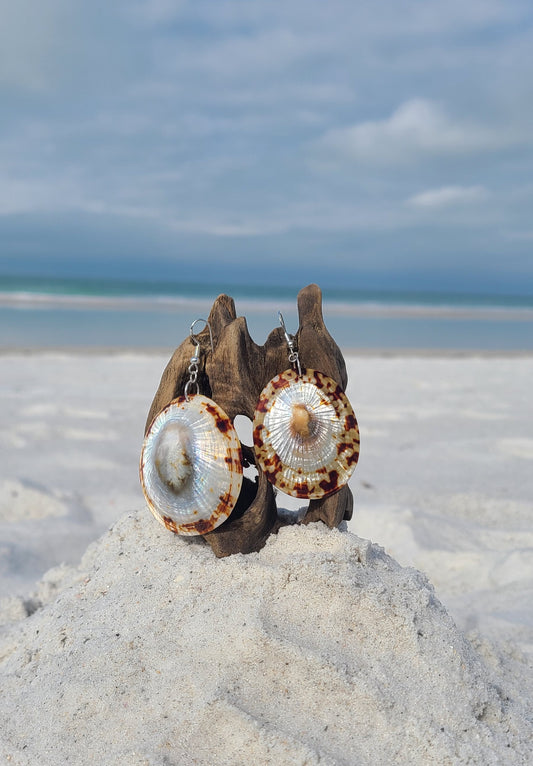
left=1, top=275, right=532, bottom=351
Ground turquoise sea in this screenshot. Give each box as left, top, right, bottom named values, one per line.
left=1, top=275, right=532, bottom=351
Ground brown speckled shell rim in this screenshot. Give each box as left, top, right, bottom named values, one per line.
left=140, top=395, right=243, bottom=536
left=252, top=369, right=360, bottom=499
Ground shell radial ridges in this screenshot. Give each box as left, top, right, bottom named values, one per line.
left=140, top=395, right=243, bottom=535
left=253, top=369, right=360, bottom=499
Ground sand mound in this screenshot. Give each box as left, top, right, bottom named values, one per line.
left=0, top=511, right=530, bottom=766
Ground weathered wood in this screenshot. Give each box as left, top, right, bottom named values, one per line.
left=295, top=285, right=354, bottom=527
left=144, top=283, right=354, bottom=556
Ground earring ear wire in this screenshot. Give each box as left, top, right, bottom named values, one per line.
left=278, top=312, right=301, bottom=376
left=189, top=318, right=214, bottom=353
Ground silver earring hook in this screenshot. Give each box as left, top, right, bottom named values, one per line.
left=189, top=318, right=214, bottom=354
left=278, top=312, right=291, bottom=345
left=279, top=312, right=302, bottom=376
left=184, top=318, right=214, bottom=400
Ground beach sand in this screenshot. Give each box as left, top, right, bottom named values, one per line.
left=0, top=351, right=532, bottom=763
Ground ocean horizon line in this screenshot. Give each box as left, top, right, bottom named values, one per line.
left=3, top=274, right=533, bottom=350
left=2, top=288, right=533, bottom=322
left=2, top=274, right=533, bottom=315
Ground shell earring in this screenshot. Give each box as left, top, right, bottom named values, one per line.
left=253, top=313, right=360, bottom=499
left=140, top=319, right=243, bottom=535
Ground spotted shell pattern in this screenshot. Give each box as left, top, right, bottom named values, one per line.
left=253, top=369, right=360, bottom=499
left=140, top=395, right=243, bottom=535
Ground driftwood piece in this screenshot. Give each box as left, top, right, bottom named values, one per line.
left=144, top=283, right=354, bottom=556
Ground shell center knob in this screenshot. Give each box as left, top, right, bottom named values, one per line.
left=290, top=403, right=312, bottom=438
left=154, top=423, right=193, bottom=492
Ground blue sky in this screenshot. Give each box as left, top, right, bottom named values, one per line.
left=1, top=0, right=533, bottom=294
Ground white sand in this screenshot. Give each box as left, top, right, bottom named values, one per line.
left=1, top=514, right=531, bottom=765
left=0, top=351, right=532, bottom=763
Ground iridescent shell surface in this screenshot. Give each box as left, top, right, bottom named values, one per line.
left=253, top=369, right=360, bottom=499
left=140, top=394, right=243, bottom=535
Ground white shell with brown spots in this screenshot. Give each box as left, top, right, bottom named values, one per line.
left=253, top=369, right=360, bottom=499
left=140, top=394, right=243, bottom=535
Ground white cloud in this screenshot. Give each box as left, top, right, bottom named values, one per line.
left=502, top=229, right=533, bottom=242
left=0, top=177, right=80, bottom=216
left=0, top=1, right=138, bottom=95
left=0, top=0, right=69, bottom=90
left=1, top=0, right=533, bottom=292
left=129, top=0, right=187, bottom=26
left=317, top=99, right=524, bottom=164
left=407, top=185, right=488, bottom=208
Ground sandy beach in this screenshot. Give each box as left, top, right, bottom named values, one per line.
left=1, top=350, right=532, bottom=764
left=3, top=0, right=533, bottom=757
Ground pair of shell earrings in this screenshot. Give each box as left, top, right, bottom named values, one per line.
left=140, top=315, right=360, bottom=536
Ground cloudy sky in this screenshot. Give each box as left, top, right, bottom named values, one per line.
left=1, top=0, right=533, bottom=294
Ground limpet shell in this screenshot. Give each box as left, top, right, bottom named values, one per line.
left=140, top=395, right=243, bottom=535
left=253, top=369, right=359, bottom=499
